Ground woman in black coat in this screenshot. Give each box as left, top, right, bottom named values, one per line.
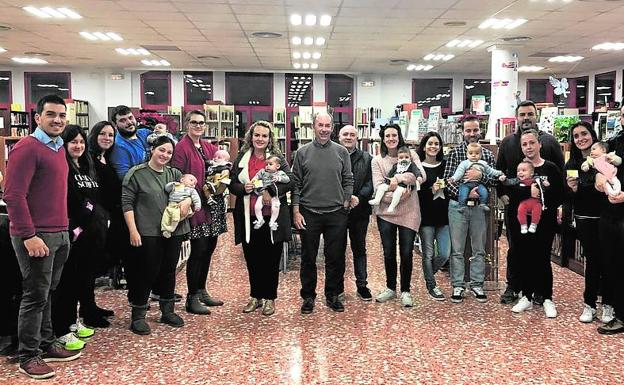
left=229, top=121, right=294, bottom=316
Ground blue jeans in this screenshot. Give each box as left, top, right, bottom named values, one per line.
left=377, top=217, right=416, bottom=293
left=458, top=182, right=488, bottom=206
left=448, top=200, right=486, bottom=288
left=419, top=225, right=450, bottom=291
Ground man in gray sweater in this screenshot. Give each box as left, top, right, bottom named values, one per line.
left=293, top=112, right=354, bottom=314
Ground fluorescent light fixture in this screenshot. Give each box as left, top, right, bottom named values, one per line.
left=315, top=37, right=325, bottom=46
left=116, top=48, right=129, bottom=55
left=137, top=48, right=149, bottom=55
left=548, top=55, right=583, bottom=62
left=406, top=63, right=434, bottom=71
left=518, top=65, right=544, bottom=72
left=446, top=39, right=460, bottom=47
left=469, top=40, right=484, bottom=48
left=424, top=65, right=433, bottom=71
left=479, top=18, right=526, bottom=30
left=141, top=59, right=152, bottom=66
left=305, top=14, right=316, bottom=26
left=290, top=14, right=302, bottom=26
left=596, top=86, right=611, bottom=90
left=443, top=54, right=454, bottom=61
left=424, top=54, right=434, bottom=60
left=424, top=53, right=454, bottom=61
left=0, top=47, right=6, bottom=53
left=302, top=63, right=310, bottom=69
left=159, top=60, right=170, bottom=66
left=107, top=32, right=123, bottom=41
left=93, top=32, right=110, bottom=41
left=458, top=40, right=472, bottom=47
left=303, top=36, right=314, bottom=45
left=80, top=31, right=123, bottom=41
left=592, top=42, right=624, bottom=51
left=80, top=31, right=97, bottom=41
left=23, top=6, right=83, bottom=19
left=311, top=63, right=319, bottom=69
left=293, top=62, right=301, bottom=69
left=320, top=15, right=332, bottom=26
left=292, top=36, right=302, bottom=45
left=57, top=8, right=82, bottom=19
left=302, top=51, right=311, bottom=59
left=23, top=6, right=51, bottom=18
left=293, top=51, right=302, bottom=59
left=12, top=56, right=48, bottom=64
left=312, top=52, right=321, bottom=59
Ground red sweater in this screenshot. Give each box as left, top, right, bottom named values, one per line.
left=4, top=136, right=69, bottom=237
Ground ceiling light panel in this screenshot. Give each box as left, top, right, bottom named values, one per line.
left=593, top=42, right=624, bottom=51
left=116, top=48, right=150, bottom=56
left=290, top=14, right=302, bottom=26
left=0, top=47, right=6, bottom=53
left=548, top=55, right=583, bottom=62
left=304, top=14, right=316, bottom=26
left=518, top=66, right=544, bottom=72
left=406, top=64, right=433, bottom=71
left=141, top=59, right=170, bottom=66
left=23, top=6, right=82, bottom=19
left=446, top=39, right=484, bottom=48
left=479, top=18, right=527, bottom=30
left=12, top=56, right=48, bottom=64
left=424, top=53, right=455, bottom=61
left=80, top=31, right=123, bottom=41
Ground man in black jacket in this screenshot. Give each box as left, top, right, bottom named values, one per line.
left=496, top=100, right=565, bottom=304
left=337, top=125, right=373, bottom=301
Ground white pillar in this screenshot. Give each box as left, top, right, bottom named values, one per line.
left=487, top=48, right=518, bottom=140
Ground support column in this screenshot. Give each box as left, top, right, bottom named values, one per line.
left=486, top=48, right=519, bottom=141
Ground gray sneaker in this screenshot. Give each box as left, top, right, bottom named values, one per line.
left=450, top=287, right=465, bottom=303
left=428, top=287, right=445, bottom=301
left=470, top=286, right=488, bottom=303
left=400, top=292, right=414, bottom=307
left=375, top=288, right=396, bottom=303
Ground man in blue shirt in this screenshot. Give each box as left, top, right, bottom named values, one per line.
left=109, top=105, right=151, bottom=180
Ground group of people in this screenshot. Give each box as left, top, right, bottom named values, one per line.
left=2, top=94, right=624, bottom=380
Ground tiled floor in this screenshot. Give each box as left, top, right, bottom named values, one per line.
left=2, top=217, right=623, bottom=385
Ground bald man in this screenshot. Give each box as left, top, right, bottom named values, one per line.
left=337, top=125, right=373, bottom=301
left=292, top=112, right=354, bottom=314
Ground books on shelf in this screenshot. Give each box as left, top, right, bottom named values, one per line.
left=273, top=108, right=285, bottom=124
left=203, top=104, right=236, bottom=138
left=65, top=99, right=90, bottom=130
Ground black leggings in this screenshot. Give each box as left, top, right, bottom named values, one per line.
left=576, top=216, right=610, bottom=308
left=599, top=214, right=624, bottom=320
left=127, top=235, right=184, bottom=306
left=186, top=236, right=218, bottom=294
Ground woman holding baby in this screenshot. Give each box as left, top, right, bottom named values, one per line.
left=171, top=110, right=225, bottom=316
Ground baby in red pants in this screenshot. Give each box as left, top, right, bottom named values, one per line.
left=504, top=161, right=550, bottom=234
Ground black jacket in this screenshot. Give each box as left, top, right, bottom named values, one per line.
left=348, top=148, right=373, bottom=219
left=229, top=151, right=295, bottom=245
left=496, top=129, right=564, bottom=198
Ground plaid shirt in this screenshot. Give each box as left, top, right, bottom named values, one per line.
left=443, top=141, right=497, bottom=200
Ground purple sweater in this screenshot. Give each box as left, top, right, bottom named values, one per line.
left=170, top=135, right=218, bottom=228
left=4, top=136, right=69, bottom=237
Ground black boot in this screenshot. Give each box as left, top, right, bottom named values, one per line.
left=159, top=301, right=184, bottom=327
left=198, top=289, right=224, bottom=307
left=185, top=293, right=210, bottom=315
left=130, top=305, right=150, bottom=335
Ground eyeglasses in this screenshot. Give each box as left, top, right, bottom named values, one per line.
left=188, top=120, right=206, bottom=126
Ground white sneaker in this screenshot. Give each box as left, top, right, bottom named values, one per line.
left=520, top=224, right=528, bottom=234
left=543, top=299, right=557, bottom=318
left=512, top=296, right=533, bottom=313
left=579, top=304, right=596, bottom=323
left=400, top=292, right=414, bottom=308
left=528, top=223, right=538, bottom=233
left=602, top=304, right=615, bottom=323
left=375, top=288, right=396, bottom=303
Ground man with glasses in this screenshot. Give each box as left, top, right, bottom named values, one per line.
left=496, top=100, right=564, bottom=305
left=109, top=105, right=151, bottom=180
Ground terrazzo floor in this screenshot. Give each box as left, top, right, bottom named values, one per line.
left=1, top=216, right=623, bottom=385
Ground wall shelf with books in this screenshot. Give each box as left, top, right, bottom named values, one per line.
left=220, top=105, right=236, bottom=138
left=273, top=107, right=286, bottom=155
left=0, top=136, right=24, bottom=190
left=204, top=104, right=220, bottom=138
left=355, top=107, right=382, bottom=139
left=66, top=99, right=90, bottom=131
left=10, top=111, right=31, bottom=137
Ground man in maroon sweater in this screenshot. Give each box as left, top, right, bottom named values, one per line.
left=4, top=95, right=81, bottom=379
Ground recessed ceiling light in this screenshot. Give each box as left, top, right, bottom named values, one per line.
left=252, top=31, right=282, bottom=38
left=116, top=48, right=150, bottom=56
left=0, top=47, right=6, bottom=53
left=406, top=63, right=433, bottom=71
left=12, top=56, right=48, bottom=64
left=303, top=36, right=314, bottom=45
left=479, top=18, right=527, bottom=30
left=302, top=51, right=311, bottom=59
left=302, top=63, right=310, bottom=69
left=290, top=14, right=302, bottom=26
left=305, top=14, right=316, bottom=26
left=293, top=51, right=302, bottom=59
left=23, top=6, right=82, bottom=19
left=548, top=55, right=583, bottom=62
left=312, top=52, right=321, bottom=59
left=320, top=15, right=332, bottom=26
left=593, top=42, right=624, bottom=51
left=293, top=62, right=301, bottom=69
left=292, top=37, right=302, bottom=45
left=141, top=59, right=170, bottom=66
left=518, top=65, right=544, bottom=72
left=315, top=37, right=325, bottom=46
left=424, top=53, right=455, bottom=61
left=446, top=39, right=483, bottom=48
left=80, top=31, right=123, bottom=41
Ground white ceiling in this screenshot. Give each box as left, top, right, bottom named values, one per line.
left=0, top=0, right=623, bottom=75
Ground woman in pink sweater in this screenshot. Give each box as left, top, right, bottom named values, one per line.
left=371, top=124, right=425, bottom=307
